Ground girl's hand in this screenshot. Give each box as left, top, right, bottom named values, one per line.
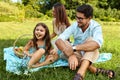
left=27, top=53, right=33, bottom=57
left=24, top=51, right=33, bottom=57
left=50, top=48, right=57, bottom=55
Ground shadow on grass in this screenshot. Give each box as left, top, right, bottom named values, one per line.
left=0, top=39, right=119, bottom=80
left=0, top=39, right=30, bottom=79
left=115, top=67, right=120, bottom=80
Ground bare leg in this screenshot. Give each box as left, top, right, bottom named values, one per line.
left=89, top=65, right=115, bottom=79
left=85, top=38, right=99, bottom=74
left=77, top=59, right=90, bottom=78
left=32, top=53, right=58, bottom=68
left=28, top=48, right=45, bottom=69
left=88, top=65, right=97, bottom=73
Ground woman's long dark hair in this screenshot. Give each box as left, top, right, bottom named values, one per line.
left=53, top=2, right=70, bottom=27
left=32, top=23, right=52, bottom=54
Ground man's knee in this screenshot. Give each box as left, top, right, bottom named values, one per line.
left=55, top=39, right=62, bottom=46
left=80, top=59, right=91, bottom=66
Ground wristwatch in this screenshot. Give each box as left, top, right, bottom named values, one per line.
left=72, top=46, right=76, bottom=52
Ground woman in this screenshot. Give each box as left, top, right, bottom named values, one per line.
left=51, top=2, right=70, bottom=39
left=50, top=2, right=70, bottom=50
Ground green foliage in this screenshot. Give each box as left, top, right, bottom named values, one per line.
left=22, top=0, right=30, bottom=6
left=93, top=7, right=120, bottom=21
left=46, top=10, right=52, bottom=17
left=100, top=17, right=115, bottom=22
left=40, top=15, right=51, bottom=21
left=24, top=5, right=43, bottom=18
left=94, top=8, right=105, bottom=18
left=66, top=9, right=75, bottom=20
left=17, top=9, right=25, bottom=22
left=0, top=15, right=16, bottom=22
left=98, top=0, right=108, bottom=9
left=0, top=1, right=25, bottom=22
left=108, top=0, right=120, bottom=9
left=0, top=0, right=120, bottom=21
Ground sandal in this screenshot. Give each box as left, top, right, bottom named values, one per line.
left=96, top=68, right=115, bottom=79
left=73, top=73, right=83, bottom=80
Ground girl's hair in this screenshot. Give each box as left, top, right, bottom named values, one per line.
left=32, top=22, right=52, bottom=54
left=53, top=2, right=70, bottom=27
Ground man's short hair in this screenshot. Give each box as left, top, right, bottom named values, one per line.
left=76, top=4, right=93, bottom=18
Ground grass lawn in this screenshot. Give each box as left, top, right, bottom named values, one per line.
left=0, top=20, right=120, bottom=80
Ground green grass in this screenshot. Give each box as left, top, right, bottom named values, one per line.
left=0, top=21, right=120, bottom=80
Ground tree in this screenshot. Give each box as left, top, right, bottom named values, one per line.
left=108, top=0, right=120, bottom=9
left=98, top=0, right=108, bottom=9
left=22, top=0, right=30, bottom=6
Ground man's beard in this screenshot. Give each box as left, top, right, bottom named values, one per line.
left=78, top=24, right=85, bottom=28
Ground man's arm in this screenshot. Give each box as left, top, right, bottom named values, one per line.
left=55, top=22, right=77, bottom=56
left=55, top=39, right=74, bottom=57
left=56, top=39, right=79, bottom=70
left=75, top=25, right=103, bottom=52
left=75, top=40, right=100, bottom=52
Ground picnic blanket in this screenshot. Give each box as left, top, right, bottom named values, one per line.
left=3, top=47, right=112, bottom=75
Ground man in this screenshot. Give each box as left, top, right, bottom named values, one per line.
left=55, top=4, right=115, bottom=80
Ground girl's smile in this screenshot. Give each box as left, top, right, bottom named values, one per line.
left=35, top=26, right=46, bottom=39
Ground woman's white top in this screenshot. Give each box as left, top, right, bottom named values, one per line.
left=53, top=18, right=67, bottom=36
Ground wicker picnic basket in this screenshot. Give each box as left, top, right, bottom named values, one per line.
left=13, top=34, right=32, bottom=58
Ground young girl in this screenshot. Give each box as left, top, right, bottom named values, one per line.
left=50, top=2, right=70, bottom=39
left=24, top=23, right=58, bottom=69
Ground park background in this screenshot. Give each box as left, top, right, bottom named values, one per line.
left=0, top=0, right=120, bottom=80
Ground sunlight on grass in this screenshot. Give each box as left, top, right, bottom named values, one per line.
left=0, top=21, right=120, bottom=80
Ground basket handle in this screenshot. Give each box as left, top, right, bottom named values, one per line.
left=13, top=34, right=32, bottom=51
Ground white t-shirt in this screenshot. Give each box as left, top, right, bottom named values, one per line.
left=53, top=18, right=67, bottom=36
